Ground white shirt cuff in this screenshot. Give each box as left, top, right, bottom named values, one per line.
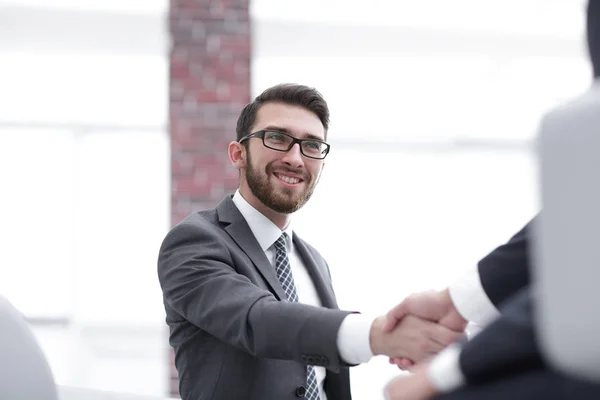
left=336, top=313, right=375, bottom=364
left=427, top=343, right=465, bottom=393
left=448, top=264, right=501, bottom=327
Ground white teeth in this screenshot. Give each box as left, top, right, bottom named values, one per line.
left=276, top=174, right=300, bottom=184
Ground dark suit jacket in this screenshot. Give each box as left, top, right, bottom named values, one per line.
left=459, top=289, right=541, bottom=384
left=454, top=212, right=600, bottom=396
left=456, top=217, right=537, bottom=384
left=437, top=289, right=600, bottom=400
left=477, top=217, right=534, bottom=308
left=157, top=195, right=353, bottom=400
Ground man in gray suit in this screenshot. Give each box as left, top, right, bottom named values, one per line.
left=158, top=83, right=462, bottom=400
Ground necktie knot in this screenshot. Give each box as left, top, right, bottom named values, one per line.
left=274, top=233, right=288, bottom=253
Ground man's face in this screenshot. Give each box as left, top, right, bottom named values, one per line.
left=243, top=102, right=326, bottom=214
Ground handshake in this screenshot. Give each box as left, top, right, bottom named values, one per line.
left=369, top=288, right=467, bottom=370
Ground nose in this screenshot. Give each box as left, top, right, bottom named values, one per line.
left=281, top=143, right=304, bottom=168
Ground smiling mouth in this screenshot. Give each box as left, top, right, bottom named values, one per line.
left=273, top=172, right=304, bottom=185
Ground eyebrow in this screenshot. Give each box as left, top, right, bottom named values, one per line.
left=263, top=125, right=325, bottom=142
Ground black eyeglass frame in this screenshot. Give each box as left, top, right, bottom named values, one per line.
left=238, top=129, right=331, bottom=160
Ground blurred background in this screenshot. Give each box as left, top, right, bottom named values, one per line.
left=0, top=0, right=591, bottom=398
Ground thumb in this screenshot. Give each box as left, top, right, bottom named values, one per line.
left=383, top=303, right=408, bottom=332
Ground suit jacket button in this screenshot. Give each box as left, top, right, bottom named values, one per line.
left=295, top=385, right=306, bottom=397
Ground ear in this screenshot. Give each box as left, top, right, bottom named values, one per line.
left=228, top=141, right=247, bottom=169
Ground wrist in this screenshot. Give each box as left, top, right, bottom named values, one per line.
left=440, top=289, right=467, bottom=331
left=369, top=315, right=386, bottom=356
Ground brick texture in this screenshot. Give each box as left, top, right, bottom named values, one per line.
left=168, top=0, right=250, bottom=396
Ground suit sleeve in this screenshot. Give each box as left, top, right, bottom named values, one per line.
left=429, top=288, right=542, bottom=395
left=157, top=222, right=352, bottom=372
left=477, top=217, right=535, bottom=308
left=449, top=216, right=537, bottom=326
left=458, top=289, right=542, bottom=384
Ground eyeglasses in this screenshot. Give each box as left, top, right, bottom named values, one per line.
left=238, top=130, right=330, bottom=160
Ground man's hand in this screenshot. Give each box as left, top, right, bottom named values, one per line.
left=384, top=289, right=467, bottom=369
left=369, top=315, right=461, bottom=362
left=384, top=289, right=467, bottom=332
left=384, top=363, right=438, bottom=400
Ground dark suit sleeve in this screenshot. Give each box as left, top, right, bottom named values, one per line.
left=477, top=216, right=537, bottom=308
left=458, top=289, right=543, bottom=384
left=157, top=222, right=352, bottom=372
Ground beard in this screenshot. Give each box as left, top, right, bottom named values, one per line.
left=245, top=151, right=318, bottom=214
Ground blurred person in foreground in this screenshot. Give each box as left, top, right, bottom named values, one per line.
left=382, top=1, right=600, bottom=399
left=0, top=295, right=58, bottom=400
left=157, top=83, right=462, bottom=400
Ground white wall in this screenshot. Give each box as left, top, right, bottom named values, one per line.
left=0, top=1, right=170, bottom=397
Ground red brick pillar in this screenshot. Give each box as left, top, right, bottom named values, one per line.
left=168, top=0, right=250, bottom=396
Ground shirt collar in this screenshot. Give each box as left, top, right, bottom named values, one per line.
left=232, top=190, right=293, bottom=252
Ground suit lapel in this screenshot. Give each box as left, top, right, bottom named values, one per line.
left=217, top=196, right=287, bottom=301
left=293, top=234, right=338, bottom=309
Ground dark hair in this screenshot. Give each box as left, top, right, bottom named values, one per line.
left=588, top=0, right=599, bottom=79
left=236, top=83, right=330, bottom=142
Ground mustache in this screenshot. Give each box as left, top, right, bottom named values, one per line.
left=267, top=165, right=310, bottom=181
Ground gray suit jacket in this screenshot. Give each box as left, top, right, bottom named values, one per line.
left=158, top=195, right=354, bottom=400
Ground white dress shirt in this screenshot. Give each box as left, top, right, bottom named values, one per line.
left=428, top=264, right=502, bottom=393
left=232, top=191, right=374, bottom=399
